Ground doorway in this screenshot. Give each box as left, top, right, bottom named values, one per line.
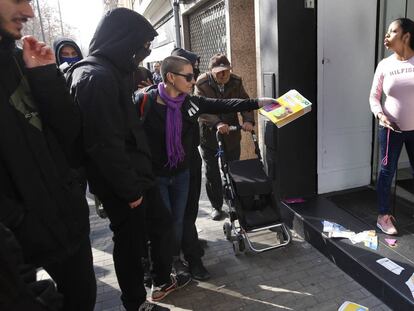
left=317, top=0, right=377, bottom=194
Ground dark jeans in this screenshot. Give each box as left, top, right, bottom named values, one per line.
left=182, top=150, right=205, bottom=264
left=377, top=126, right=414, bottom=215
left=201, top=144, right=240, bottom=211
left=156, top=169, right=190, bottom=256
left=100, top=186, right=173, bottom=310
left=43, top=237, right=96, bottom=311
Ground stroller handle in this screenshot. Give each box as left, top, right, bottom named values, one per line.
left=215, top=125, right=262, bottom=160
left=229, top=125, right=242, bottom=131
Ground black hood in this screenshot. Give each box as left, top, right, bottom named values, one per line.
left=53, top=37, right=83, bottom=66
left=171, top=48, right=199, bottom=66
left=88, top=8, right=157, bottom=74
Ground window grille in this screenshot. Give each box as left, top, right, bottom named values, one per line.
left=188, top=1, right=227, bottom=73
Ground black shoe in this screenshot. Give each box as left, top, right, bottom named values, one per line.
left=198, top=238, right=208, bottom=249
left=189, top=260, right=210, bottom=281
left=211, top=209, right=222, bottom=221
left=175, top=273, right=192, bottom=289
left=139, top=300, right=170, bottom=311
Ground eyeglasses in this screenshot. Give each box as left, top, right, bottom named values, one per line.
left=171, top=72, right=194, bottom=82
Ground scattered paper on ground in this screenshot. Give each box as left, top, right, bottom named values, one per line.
left=322, top=221, right=355, bottom=237
left=385, top=238, right=397, bottom=247
left=376, top=258, right=404, bottom=275
left=322, top=221, right=379, bottom=250
left=405, top=273, right=414, bottom=299
left=364, top=235, right=378, bottom=250
left=338, top=300, right=369, bottom=310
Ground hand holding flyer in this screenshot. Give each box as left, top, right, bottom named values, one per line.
left=259, top=89, right=312, bottom=128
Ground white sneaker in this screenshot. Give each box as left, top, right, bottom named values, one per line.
left=377, top=214, right=398, bottom=235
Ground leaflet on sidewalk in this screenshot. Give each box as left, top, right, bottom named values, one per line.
left=259, top=89, right=312, bottom=128
left=350, top=230, right=378, bottom=250
left=338, top=301, right=369, bottom=311
left=376, top=258, right=405, bottom=275
left=405, top=273, right=414, bottom=299
left=322, top=220, right=355, bottom=238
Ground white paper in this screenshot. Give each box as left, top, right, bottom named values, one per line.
left=376, top=258, right=405, bottom=275
left=406, top=273, right=414, bottom=299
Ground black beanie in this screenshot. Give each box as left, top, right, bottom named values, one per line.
left=171, top=48, right=199, bottom=65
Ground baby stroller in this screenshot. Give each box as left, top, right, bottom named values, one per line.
left=218, top=126, right=291, bottom=255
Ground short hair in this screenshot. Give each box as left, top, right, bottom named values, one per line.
left=160, top=55, right=192, bottom=82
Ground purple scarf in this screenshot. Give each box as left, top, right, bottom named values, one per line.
left=158, top=83, right=187, bottom=168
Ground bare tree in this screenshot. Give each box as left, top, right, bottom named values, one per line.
left=23, top=1, right=76, bottom=47
left=103, top=0, right=119, bottom=11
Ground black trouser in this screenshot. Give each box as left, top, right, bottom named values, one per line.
left=200, top=144, right=240, bottom=211
left=100, top=186, right=173, bottom=311
left=44, top=237, right=96, bottom=311
left=182, top=149, right=204, bottom=264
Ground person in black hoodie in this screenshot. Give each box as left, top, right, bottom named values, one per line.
left=0, top=1, right=96, bottom=311
left=53, top=38, right=83, bottom=74
left=69, top=8, right=172, bottom=311
left=0, top=222, right=63, bottom=311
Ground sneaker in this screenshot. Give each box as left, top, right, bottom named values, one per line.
left=211, top=209, right=223, bottom=221
left=189, top=260, right=210, bottom=281
left=139, top=300, right=170, bottom=311
left=377, top=214, right=398, bottom=235
left=151, top=275, right=177, bottom=302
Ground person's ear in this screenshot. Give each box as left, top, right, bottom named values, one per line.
left=404, top=32, right=411, bottom=44
left=166, top=72, right=175, bottom=84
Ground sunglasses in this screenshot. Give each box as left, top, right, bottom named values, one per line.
left=171, top=72, right=195, bottom=82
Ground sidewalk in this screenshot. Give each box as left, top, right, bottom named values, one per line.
left=37, top=195, right=392, bottom=311
left=86, top=193, right=391, bottom=311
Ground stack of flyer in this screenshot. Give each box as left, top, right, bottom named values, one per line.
left=259, top=89, right=312, bottom=128
left=322, top=220, right=355, bottom=239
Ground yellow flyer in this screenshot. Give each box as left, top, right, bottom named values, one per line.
left=259, top=89, right=312, bottom=128
left=338, top=301, right=369, bottom=311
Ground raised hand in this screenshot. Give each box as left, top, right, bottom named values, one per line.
left=22, top=36, right=55, bottom=68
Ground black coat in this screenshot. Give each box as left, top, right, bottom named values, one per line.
left=0, top=43, right=89, bottom=266
left=0, top=222, right=62, bottom=311
left=70, top=8, right=158, bottom=203
left=144, top=93, right=259, bottom=177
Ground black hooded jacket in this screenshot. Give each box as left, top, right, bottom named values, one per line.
left=0, top=39, right=89, bottom=266
left=53, top=37, right=83, bottom=72
left=70, top=8, right=158, bottom=203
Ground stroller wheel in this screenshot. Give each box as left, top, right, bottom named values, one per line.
left=223, top=222, right=232, bottom=240
left=232, top=236, right=245, bottom=255
left=237, top=235, right=245, bottom=252
left=276, top=230, right=285, bottom=244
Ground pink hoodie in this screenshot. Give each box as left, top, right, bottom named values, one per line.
left=369, top=54, right=414, bottom=131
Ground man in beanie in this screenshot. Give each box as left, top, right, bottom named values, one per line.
left=69, top=8, right=173, bottom=311
left=195, top=53, right=254, bottom=221
left=170, top=48, right=210, bottom=281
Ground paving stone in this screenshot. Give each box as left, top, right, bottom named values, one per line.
left=36, top=177, right=393, bottom=311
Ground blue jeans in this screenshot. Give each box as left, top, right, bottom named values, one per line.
left=156, top=169, right=190, bottom=256
left=377, top=126, right=414, bottom=214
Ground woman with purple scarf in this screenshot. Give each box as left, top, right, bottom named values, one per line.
left=141, top=56, right=273, bottom=295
